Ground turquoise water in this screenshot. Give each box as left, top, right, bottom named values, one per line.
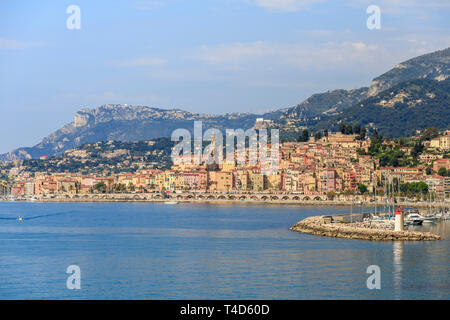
left=0, top=202, right=448, bottom=299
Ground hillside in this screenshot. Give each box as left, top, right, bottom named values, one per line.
left=280, top=87, right=369, bottom=120
left=0, top=137, right=175, bottom=175
left=0, top=105, right=260, bottom=162
left=315, top=78, right=450, bottom=137
left=277, top=47, right=450, bottom=124
left=367, top=47, right=450, bottom=96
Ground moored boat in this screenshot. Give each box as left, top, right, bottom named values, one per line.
left=405, top=213, right=424, bottom=225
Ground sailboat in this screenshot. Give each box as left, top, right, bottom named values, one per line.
left=422, top=192, right=438, bottom=223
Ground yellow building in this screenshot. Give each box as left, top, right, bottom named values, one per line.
left=235, top=169, right=249, bottom=191
left=430, top=135, right=450, bottom=151
left=249, top=172, right=265, bottom=192
left=208, top=171, right=233, bottom=192
left=266, top=173, right=281, bottom=191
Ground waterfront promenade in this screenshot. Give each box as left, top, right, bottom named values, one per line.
left=6, top=192, right=448, bottom=209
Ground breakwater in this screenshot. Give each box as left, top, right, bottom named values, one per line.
left=290, top=215, right=442, bottom=241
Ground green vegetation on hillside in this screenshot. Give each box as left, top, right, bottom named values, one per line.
left=314, top=78, right=450, bottom=137
left=16, top=137, right=175, bottom=175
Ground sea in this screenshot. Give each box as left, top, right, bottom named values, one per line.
left=0, top=202, right=448, bottom=299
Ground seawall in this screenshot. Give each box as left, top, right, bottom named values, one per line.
left=290, top=216, right=442, bottom=241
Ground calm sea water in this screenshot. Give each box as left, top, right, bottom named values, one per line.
left=0, top=202, right=448, bottom=299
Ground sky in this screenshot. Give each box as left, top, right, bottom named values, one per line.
left=0, top=0, right=449, bottom=153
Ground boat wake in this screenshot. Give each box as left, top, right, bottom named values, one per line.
left=0, top=211, right=75, bottom=221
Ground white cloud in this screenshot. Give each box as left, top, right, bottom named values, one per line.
left=245, top=0, right=324, bottom=12
left=189, top=40, right=380, bottom=69
left=347, top=0, right=450, bottom=14
left=350, top=41, right=377, bottom=51
left=111, top=56, right=167, bottom=67
left=184, top=38, right=450, bottom=90
left=0, top=37, right=44, bottom=49
left=189, top=41, right=270, bottom=64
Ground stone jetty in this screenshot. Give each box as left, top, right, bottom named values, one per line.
left=290, top=216, right=442, bottom=241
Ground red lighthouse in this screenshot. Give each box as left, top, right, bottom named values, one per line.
left=394, top=206, right=404, bottom=231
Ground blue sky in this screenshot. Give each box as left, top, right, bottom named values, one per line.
left=0, top=0, right=449, bottom=153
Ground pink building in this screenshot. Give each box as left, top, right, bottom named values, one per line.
left=433, top=158, right=450, bottom=172
left=11, top=186, right=24, bottom=197
left=183, top=171, right=208, bottom=191
left=321, top=170, right=336, bottom=193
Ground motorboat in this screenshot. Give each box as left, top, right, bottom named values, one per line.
left=405, top=213, right=424, bottom=225
left=422, top=217, right=437, bottom=223
left=164, top=201, right=178, bottom=205
left=422, top=213, right=439, bottom=223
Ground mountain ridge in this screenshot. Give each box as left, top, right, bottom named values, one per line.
left=314, top=77, right=450, bottom=137
left=367, top=47, right=450, bottom=96
left=2, top=46, right=449, bottom=162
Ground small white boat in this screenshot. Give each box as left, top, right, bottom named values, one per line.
left=405, top=213, right=424, bottom=225
left=18, top=216, right=23, bottom=221
left=164, top=201, right=178, bottom=205
left=422, top=215, right=438, bottom=223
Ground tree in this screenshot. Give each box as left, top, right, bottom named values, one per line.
left=368, top=129, right=383, bottom=155
left=345, top=124, right=353, bottom=134
left=421, top=126, right=439, bottom=141
left=411, top=141, right=424, bottom=159
left=438, top=167, right=447, bottom=177
left=403, top=181, right=429, bottom=195
left=358, top=183, right=368, bottom=194
left=315, top=131, right=322, bottom=140
left=326, top=191, right=336, bottom=200
left=297, top=130, right=310, bottom=142
left=372, top=128, right=379, bottom=140
left=344, top=189, right=355, bottom=197
left=324, top=129, right=329, bottom=137
left=113, top=183, right=126, bottom=192
left=360, top=128, right=367, bottom=140
left=75, top=181, right=81, bottom=194
left=93, top=182, right=107, bottom=193
left=397, top=137, right=407, bottom=146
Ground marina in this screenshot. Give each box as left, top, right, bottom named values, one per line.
left=291, top=204, right=448, bottom=241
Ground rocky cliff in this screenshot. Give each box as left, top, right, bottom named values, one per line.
left=368, top=47, right=450, bottom=96
left=0, top=105, right=260, bottom=161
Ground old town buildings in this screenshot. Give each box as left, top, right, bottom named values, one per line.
left=5, top=133, right=450, bottom=199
